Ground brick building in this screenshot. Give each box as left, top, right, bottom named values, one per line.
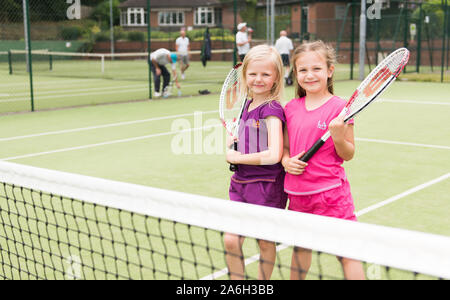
left=118, top=0, right=359, bottom=39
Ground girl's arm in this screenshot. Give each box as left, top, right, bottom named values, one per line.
left=226, top=116, right=283, bottom=166
left=328, top=113, right=355, bottom=161
left=281, top=127, right=307, bottom=175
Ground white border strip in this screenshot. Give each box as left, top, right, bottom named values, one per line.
left=0, top=161, right=448, bottom=279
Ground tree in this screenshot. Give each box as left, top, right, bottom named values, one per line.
left=2, top=0, right=21, bottom=22
left=411, top=0, right=446, bottom=38
left=90, top=0, right=122, bottom=29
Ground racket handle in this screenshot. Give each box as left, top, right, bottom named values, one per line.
left=229, top=141, right=238, bottom=172
left=299, top=139, right=325, bottom=162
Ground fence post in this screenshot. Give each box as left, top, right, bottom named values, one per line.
left=403, top=1, right=409, bottom=73
left=442, top=0, right=449, bottom=82
left=350, top=0, right=356, bottom=80
left=8, top=50, right=12, bottom=75
left=23, top=0, right=34, bottom=112
left=359, top=0, right=367, bottom=81
left=147, top=0, right=152, bottom=99
left=416, top=3, right=423, bottom=73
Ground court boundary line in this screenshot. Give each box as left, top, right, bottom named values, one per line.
left=378, top=98, right=450, bottom=106
left=1, top=128, right=449, bottom=161
left=0, top=124, right=222, bottom=161
left=200, top=172, right=450, bottom=280
left=0, top=110, right=219, bottom=142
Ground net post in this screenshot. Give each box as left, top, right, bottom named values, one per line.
left=49, top=53, right=53, bottom=71
left=101, top=55, right=105, bottom=73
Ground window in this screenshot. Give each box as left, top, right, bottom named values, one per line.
left=194, top=7, right=220, bottom=26
left=158, top=11, right=185, bottom=26
left=124, top=8, right=147, bottom=26
left=261, top=6, right=290, bottom=17
left=120, top=10, right=127, bottom=26
left=276, top=6, right=290, bottom=16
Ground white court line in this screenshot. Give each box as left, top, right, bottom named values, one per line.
left=1, top=122, right=449, bottom=160
left=356, top=173, right=450, bottom=216
left=356, top=138, right=450, bottom=151
left=379, top=98, right=450, bottom=106
left=0, top=124, right=222, bottom=161
left=0, top=110, right=218, bottom=142
left=201, top=172, right=450, bottom=280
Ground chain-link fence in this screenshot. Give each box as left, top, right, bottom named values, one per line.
left=1, top=0, right=155, bottom=113
left=332, top=0, right=450, bottom=81
left=0, top=1, right=448, bottom=114
left=241, top=0, right=449, bottom=82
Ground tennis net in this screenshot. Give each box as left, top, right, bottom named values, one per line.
left=0, top=161, right=449, bottom=280
left=6, top=49, right=234, bottom=78
left=0, top=49, right=235, bottom=113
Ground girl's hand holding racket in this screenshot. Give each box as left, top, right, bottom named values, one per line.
left=226, top=148, right=242, bottom=165
left=328, top=110, right=349, bottom=144
left=283, top=151, right=308, bottom=175
left=226, top=135, right=237, bottom=149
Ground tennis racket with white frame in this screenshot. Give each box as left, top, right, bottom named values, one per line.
left=299, top=47, right=410, bottom=162
left=219, top=63, right=248, bottom=172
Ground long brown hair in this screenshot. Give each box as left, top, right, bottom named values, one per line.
left=291, top=40, right=337, bottom=98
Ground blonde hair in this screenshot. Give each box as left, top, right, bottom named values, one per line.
left=291, top=40, right=337, bottom=98
left=240, top=44, right=285, bottom=104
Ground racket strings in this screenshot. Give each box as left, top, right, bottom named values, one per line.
left=346, top=48, right=409, bottom=117
left=219, top=65, right=246, bottom=138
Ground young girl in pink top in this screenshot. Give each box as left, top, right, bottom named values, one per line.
left=282, top=41, right=365, bottom=280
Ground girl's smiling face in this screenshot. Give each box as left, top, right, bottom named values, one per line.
left=245, top=59, right=277, bottom=101
left=295, top=51, right=334, bottom=96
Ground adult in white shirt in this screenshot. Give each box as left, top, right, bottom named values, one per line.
left=150, top=48, right=180, bottom=98
left=275, top=31, right=294, bottom=84
left=236, top=23, right=253, bottom=62
left=175, top=29, right=190, bottom=80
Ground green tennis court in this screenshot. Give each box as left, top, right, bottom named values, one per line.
left=0, top=61, right=448, bottom=279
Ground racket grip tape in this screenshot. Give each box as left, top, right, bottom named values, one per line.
left=229, top=141, right=238, bottom=172
left=299, top=139, right=325, bottom=162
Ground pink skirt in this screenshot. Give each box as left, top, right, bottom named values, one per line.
left=288, top=179, right=357, bottom=221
